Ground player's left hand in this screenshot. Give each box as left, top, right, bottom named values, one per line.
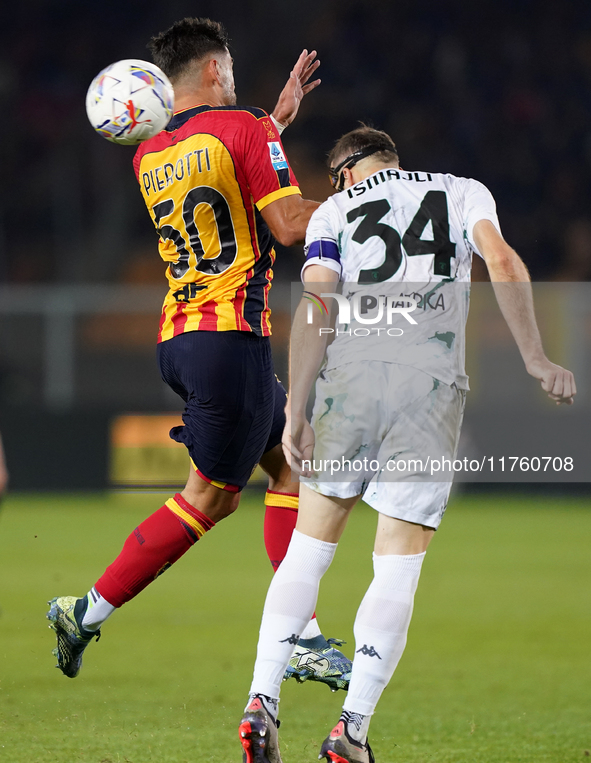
left=526, top=357, right=576, bottom=405
left=271, top=49, right=321, bottom=129
left=282, top=413, right=315, bottom=477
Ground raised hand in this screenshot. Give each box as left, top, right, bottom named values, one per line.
left=271, top=49, right=321, bottom=129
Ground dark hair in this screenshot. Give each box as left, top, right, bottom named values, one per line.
left=328, top=125, right=399, bottom=169
left=148, top=18, right=230, bottom=80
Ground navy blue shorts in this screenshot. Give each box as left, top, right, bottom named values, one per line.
left=157, top=331, right=286, bottom=491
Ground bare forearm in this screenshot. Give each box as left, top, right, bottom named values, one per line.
left=476, top=220, right=545, bottom=367
left=474, top=219, right=575, bottom=404
left=284, top=198, right=321, bottom=246
left=288, top=300, right=329, bottom=415
left=261, top=196, right=320, bottom=247
left=491, top=279, right=545, bottom=367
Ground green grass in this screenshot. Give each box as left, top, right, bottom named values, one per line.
left=0, top=491, right=590, bottom=762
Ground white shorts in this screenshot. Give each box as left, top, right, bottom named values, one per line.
left=301, top=362, right=466, bottom=529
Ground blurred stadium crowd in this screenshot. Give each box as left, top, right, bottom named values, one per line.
left=2, top=0, right=591, bottom=285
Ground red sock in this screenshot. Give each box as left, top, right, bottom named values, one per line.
left=95, top=493, right=214, bottom=607
left=263, top=490, right=299, bottom=572
left=264, top=490, right=317, bottom=622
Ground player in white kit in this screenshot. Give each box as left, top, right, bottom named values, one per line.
left=238, top=127, right=575, bottom=763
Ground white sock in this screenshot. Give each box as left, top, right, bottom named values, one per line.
left=249, top=530, right=337, bottom=698
left=344, top=552, right=426, bottom=717
left=340, top=709, right=371, bottom=745
left=299, top=616, right=322, bottom=641
left=81, top=587, right=116, bottom=631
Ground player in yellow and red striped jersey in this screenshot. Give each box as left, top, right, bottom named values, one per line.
left=48, top=18, right=353, bottom=699
left=134, top=103, right=299, bottom=340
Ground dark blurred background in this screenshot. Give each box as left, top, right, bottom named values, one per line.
left=1, top=0, right=590, bottom=488
left=4, top=0, right=591, bottom=283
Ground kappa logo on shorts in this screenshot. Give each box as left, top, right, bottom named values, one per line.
left=268, top=141, right=288, bottom=170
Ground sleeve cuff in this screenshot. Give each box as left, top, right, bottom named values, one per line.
left=467, top=214, right=502, bottom=258
left=301, top=257, right=342, bottom=281
left=256, top=185, right=301, bottom=211
left=270, top=115, right=286, bottom=135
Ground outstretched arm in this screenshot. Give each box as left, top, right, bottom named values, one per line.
left=260, top=194, right=320, bottom=247
left=473, top=219, right=576, bottom=405
left=271, top=49, right=321, bottom=129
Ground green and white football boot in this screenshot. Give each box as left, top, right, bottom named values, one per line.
left=47, top=596, right=100, bottom=678
left=283, top=635, right=352, bottom=692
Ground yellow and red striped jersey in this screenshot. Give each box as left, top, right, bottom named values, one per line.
left=133, top=104, right=301, bottom=342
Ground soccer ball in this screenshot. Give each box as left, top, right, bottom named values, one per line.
left=86, top=59, right=174, bottom=145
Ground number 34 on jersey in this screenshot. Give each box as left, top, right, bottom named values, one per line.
left=303, top=168, right=502, bottom=285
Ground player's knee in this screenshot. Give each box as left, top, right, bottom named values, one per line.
left=267, top=475, right=299, bottom=494
left=180, top=483, right=240, bottom=523
left=211, top=492, right=241, bottom=521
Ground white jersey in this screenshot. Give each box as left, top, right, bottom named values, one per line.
left=302, top=168, right=501, bottom=389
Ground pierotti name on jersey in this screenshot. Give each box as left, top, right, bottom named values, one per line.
left=347, top=169, right=434, bottom=198
left=142, top=147, right=212, bottom=196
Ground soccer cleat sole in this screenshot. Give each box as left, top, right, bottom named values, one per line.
left=239, top=719, right=272, bottom=763
left=318, top=750, right=349, bottom=763
left=319, top=741, right=352, bottom=763
left=320, top=752, right=350, bottom=763
left=318, top=730, right=375, bottom=763
left=283, top=666, right=311, bottom=684
left=284, top=666, right=342, bottom=692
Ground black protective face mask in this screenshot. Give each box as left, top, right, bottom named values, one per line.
left=328, top=145, right=396, bottom=191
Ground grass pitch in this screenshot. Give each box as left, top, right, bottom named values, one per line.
left=0, top=490, right=590, bottom=763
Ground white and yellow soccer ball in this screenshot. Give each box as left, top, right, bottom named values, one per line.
left=86, top=59, right=174, bottom=145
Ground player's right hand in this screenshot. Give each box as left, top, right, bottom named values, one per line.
left=271, top=49, right=321, bottom=129
left=282, top=414, right=315, bottom=476
left=526, top=357, right=576, bottom=405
